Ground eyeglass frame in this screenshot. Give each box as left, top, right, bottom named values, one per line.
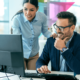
left=53, top=23, right=73, bottom=32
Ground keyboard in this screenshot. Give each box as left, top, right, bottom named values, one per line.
left=24, top=73, right=78, bottom=80
left=25, top=73, right=42, bottom=78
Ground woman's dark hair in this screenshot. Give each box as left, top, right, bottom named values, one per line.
left=57, top=11, right=77, bottom=25
left=23, top=0, right=38, bottom=8
left=12, top=0, right=38, bottom=20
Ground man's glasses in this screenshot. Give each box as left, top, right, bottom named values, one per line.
left=53, top=23, right=73, bottom=32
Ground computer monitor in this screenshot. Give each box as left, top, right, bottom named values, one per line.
left=0, top=34, right=25, bottom=77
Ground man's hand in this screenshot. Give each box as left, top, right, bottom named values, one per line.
left=37, top=65, right=51, bottom=74
left=50, top=33, right=57, bottom=38
left=54, top=37, right=68, bottom=51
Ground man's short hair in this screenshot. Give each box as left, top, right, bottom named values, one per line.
left=57, top=11, right=77, bottom=25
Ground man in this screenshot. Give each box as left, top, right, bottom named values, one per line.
left=36, top=11, right=80, bottom=74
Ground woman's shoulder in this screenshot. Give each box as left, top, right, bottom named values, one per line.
left=12, top=13, right=23, bottom=21
left=36, top=11, right=47, bottom=18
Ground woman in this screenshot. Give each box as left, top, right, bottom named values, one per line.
left=11, top=0, right=54, bottom=70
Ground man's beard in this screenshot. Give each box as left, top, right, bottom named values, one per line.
left=57, top=32, right=64, bottom=40
left=57, top=29, right=72, bottom=40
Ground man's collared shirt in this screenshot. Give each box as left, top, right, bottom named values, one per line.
left=11, top=11, right=51, bottom=59
left=60, top=32, right=74, bottom=71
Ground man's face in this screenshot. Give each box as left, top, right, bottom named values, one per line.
left=56, top=18, right=75, bottom=40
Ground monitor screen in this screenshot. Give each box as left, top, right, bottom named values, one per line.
left=0, top=34, right=25, bottom=77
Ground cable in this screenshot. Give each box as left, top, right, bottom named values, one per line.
left=5, top=73, right=10, bottom=80
left=30, top=77, right=33, bottom=80
left=0, top=74, right=22, bottom=80
left=0, top=66, right=21, bottom=80
left=0, top=75, right=15, bottom=78
left=19, top=76, right=22, bottom=80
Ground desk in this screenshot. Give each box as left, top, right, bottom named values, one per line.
left=0, top=70, right=46, bottom=80
left=21, top=78, right=46, bottom=80
left=0, top=70, right=79, bottom=80
left=22, top=70, right=78, bottom=80
left=75, top=75, right=80, bottom=80
left=21, top=70, right=46, bottom=80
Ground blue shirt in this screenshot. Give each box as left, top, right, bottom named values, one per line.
left=60, top=32, right=74, bottom=71
left=11, top=11, right=51, bottom=59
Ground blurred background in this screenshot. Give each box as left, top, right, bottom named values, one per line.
left=0, top=0, right=80, bottom=34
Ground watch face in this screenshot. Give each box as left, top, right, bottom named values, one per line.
left=62, top=47, right=68, bottom=52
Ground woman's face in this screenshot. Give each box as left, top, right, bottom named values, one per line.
left=23, top=2, right=38, bottom=22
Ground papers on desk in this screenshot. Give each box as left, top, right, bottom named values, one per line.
left=50, top=71, right=74, bottom=76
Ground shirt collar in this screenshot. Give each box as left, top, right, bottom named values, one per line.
left=23, top=12, right=38, bottom=23
left=68, top=32, right=74, bottom=42
left=66, top=32, right=74, bottom=47
left=23, top=13, right=28, bottom=22
left=33, top=14, right=38, bottom=21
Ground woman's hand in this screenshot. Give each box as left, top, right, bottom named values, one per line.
left=50, top=33, right=57, bottom=38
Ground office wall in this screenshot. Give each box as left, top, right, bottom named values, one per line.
left=9, top=0, right=23, bottom=31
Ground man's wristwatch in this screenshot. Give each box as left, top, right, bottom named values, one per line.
left=62, top=47, right=68, bottom=52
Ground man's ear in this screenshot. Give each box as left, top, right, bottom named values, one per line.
left=71, top=25, right=75, bottom=31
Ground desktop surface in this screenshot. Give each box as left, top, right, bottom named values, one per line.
left=24, top=70, right=78, bottom=80
left=0, top=70, right=79, bottom=80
